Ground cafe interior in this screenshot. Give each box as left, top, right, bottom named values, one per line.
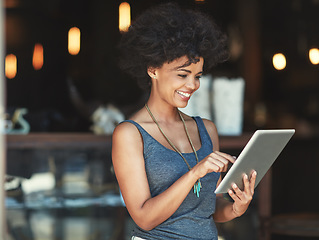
left=2, top=0, right=319, bottom=239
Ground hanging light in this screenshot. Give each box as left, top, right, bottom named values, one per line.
left=5, top=54, right=17, bottom=79
left=272, top=53, right=286, bottom=70
left=309, top=48, right=319, bottom=65
left=119, top=2, right=131, bottom=32
left=32, top=43, right=44, bottom=70
left=68, top=27, right=81, bottom=55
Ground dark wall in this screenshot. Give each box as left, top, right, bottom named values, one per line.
left=5, top=0, right=319, bottom=133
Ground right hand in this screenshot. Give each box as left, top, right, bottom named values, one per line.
left=192, top=151, right=235, bottom=179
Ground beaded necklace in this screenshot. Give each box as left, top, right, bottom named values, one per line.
left=145, top=104, right=202, bottom=197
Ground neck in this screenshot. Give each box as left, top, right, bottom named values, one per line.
left=145, top=101, right=180, bottom=123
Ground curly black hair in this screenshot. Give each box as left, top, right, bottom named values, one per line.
left=118, top=2, right=229, bottom=90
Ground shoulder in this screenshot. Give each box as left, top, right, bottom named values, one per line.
left=112, top=107, right=149, bottom=155
left=112, top=121, right=142, bottom=144
left=201, top=118, right=220, bottom=151
left=112, top=121, right=145, bottom=171
left=112, top=108, right=146, bottom=139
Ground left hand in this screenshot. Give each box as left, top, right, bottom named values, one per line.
left=228, top=170, right=257, bottom=217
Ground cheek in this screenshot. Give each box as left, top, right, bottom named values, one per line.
left=195, top=81, right=200, bottom=91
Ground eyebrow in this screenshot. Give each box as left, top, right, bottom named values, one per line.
left=177, top=68, right=191, bottom=73
left=176, top=68, right=203, bottom=75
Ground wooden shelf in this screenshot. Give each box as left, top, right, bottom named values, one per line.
left=219, top=133, right=252, bottom=150
left=6, top=133, right=112, bottom=150
left=6, top=132, right=252, bottom=150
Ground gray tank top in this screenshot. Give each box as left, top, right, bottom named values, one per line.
left=123, top=116, right=220, bottom=239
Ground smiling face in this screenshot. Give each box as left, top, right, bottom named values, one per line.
left=148, top=56, right=204, bottom=108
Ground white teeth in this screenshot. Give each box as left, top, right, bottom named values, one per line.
left=177, top=91, right=190, bottom=97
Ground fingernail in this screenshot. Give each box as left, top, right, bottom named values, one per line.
left=244, top=174, right=248, bottom=179
left=232, top=184, right=237, bottom=189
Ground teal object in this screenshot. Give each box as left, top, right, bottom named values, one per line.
left=194, top=179, right=202, bottom=197
left=193, top=179, right=202, bottom=197
left=7, top=108, right=30, bottom=134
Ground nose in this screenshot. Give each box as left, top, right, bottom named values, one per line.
left=185, top=77, right=199, bottom=90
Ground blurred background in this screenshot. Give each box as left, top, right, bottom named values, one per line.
left=3, top=0, right=319, bottom=239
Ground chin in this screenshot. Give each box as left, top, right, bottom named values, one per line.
left=176, top=101, right=189, bottom=109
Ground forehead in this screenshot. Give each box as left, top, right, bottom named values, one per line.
left=162, top=56, right=204, bottom=71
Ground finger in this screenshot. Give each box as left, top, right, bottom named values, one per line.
left=211, top=152, right=233, bottom=170
left=249, top=170, right=257, bottom=193
left=214, top=151, right=236, bottom=164
left=202, top=156, right=225, bottom=172
left=228, top=189, right=239, bottom=202
left=207, top=154, right=229, bottom=171
left=207, top=161, right=224, bottom=172
left=243, top=174, right=251, bottom=194
left=231, top=183, right=244, bottom=200
left=211, top=160, right=226, bottom=172
left=209, top=152, right=230, bottom=165
left=207, top=159, right=228, bottom=173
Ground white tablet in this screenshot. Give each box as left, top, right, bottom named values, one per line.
left=214, top=129, right=295, bottom=194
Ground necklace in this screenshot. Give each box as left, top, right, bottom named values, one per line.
left=145, top=104, right=202, bottom=197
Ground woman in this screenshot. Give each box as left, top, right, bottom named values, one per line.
left=112, top=2, right=257, bottom=239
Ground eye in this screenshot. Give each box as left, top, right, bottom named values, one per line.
left=178, top=74, right=187, bottom=78
left=196, top=75, right=202, bottom=80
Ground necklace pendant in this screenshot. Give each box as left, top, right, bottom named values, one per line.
left=193, top=179, right=202, bottom=198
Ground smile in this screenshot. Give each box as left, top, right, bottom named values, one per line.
left=176, top=90, right=191, bottom=98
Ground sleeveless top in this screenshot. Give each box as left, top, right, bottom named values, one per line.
left=123, top=116, right=220, bottom=240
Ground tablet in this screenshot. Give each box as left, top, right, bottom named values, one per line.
left=214, top=129, right=295, bottom=194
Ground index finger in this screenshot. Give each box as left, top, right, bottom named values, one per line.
left=214, top=151, right=236, bottom=164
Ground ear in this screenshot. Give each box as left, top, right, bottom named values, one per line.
left=147, top=67, right=157, bottom=79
